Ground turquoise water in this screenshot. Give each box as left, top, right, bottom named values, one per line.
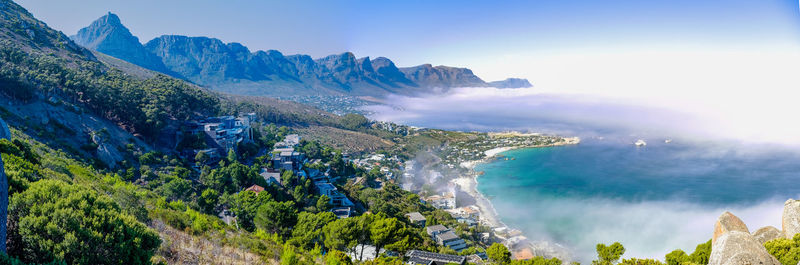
left=475, top=138, right=800, bottom=261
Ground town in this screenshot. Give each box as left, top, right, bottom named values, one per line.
left=170, top=112, right=575, bottom=265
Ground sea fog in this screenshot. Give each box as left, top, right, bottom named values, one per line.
left=362, top=87, right=800, bottom=262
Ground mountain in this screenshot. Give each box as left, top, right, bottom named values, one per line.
left=488, top=78, right=533, bottom=89
left=399, top=64, right=488, bottom=89
left=72, top=14, right=511, bottom=97
left=71, top=12, right=169, bottom=73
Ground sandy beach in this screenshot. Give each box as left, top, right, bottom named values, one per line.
left=451, top=137, right=581, bottom=260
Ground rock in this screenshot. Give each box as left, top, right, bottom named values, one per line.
left=783, top=199, right=800, bottom=238
left=753, top=226, right=782, bottom=244
left=91, top=133, right=123, bottom=168
left=488, top=78, right=533, bottom=89
left=709, top=231, right=780, bottom=265
left=0, top=117, right=8, bottom=253
left=713, top=211, right=750, bottom=244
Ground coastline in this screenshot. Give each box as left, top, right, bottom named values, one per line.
left=451, top=137, right=580, bottom=259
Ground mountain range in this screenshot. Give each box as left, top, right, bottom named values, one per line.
left=71, top=13, right=532, bottom=97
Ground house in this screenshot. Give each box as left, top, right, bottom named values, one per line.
left=425, top=192, right=456, bottom=209
left=425, top=225, right=449, bottom=237
left=447, top=206, right=480, bottom=220
left=185, top=113, right=256, bottom=154
left=314, top=182, right=354, bottom=207
left=260, top=168, right=281, bottom=186
left=331, top=207, right=352, bottom=219
left=405, top=250, right=466, bottom=265
left=435, top=231, right=467, bottom=252
left=245, top=185, right=265, bottom=194
left=271, top=147, right=304, bottom=171
left=405, top=212, right=426, bottom=227
left=274, top=134, right=301, bottom=149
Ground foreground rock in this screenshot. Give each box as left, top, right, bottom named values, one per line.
left=753, top=226, right=782, bottom=245
left=783, top=199, right=800, bottom=238
left=709, top=212, right=779, bottom=265
left=713, top=211, right=750, bottom=244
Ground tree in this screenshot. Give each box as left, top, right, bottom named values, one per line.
left=665, top=250, right=689, bottom=265
left=255, top=200, right=298, bottom=237
left=227, top=148, right=238, bottom=163
left=322, top=218, right=359, bottom=254
left=316, top=195, right=332, bottom=212
left=7, top=180, right=161, bottom=264
left=593, top=242, right=626, bottom=265
left=325, top=250, right=353, bottom=265
left=688, top=240, right=711, bottom=265
left=195, top=151, right=209, bottom=165
left=765, top=234, right=800, bottom=265
left=619, top=258, right=665, bottom=265
left=487, top=243, right=512, bottom=264
left=370, top=214, right=406, bottom=259
left=291, top=212, right=337, bottom=250
left=199, top=188, right=220, bottom=214
left=231, top=190, right=272, bottom=232
left=281, top=244, right=300, bottom=265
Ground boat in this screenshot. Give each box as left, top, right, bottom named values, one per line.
left=664, top=139, right=672, bottom=144
left=635, top=139, right=647, bottom=146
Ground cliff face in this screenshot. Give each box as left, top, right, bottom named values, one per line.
left=399, top=64, right=488, bottom=89
left=71, top=13, right=167, bottom=73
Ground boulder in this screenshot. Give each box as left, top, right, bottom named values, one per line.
left=783, top=199, right=800, bottom=238
left=709, top=231, right=780, bottom=265
left=91, top=133, right=123, bottom=168
left=753, top=226, right=782, bottom=245
left=713, top=211, right=750, bottom=244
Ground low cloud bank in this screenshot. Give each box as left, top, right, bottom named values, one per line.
left=364, top=85, right=800, bottom=262
left=491, top=194, right=786, bottom=262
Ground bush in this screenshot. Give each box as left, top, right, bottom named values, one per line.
left=765, top=234, right=800, bottom=265
left=7, top=179, right=161, bottom=264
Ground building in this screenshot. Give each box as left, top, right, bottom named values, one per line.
left=405, top=212, right=426, bottom=227
left=405, top=250, right=466, bottom=265
left=184, top=113, right=256, bottom=156
left=425, top=225, right=449, bottom=237
left=271, top=147, right=304, bottom=171
left=435, top=231, right=467, bottom=252
left=314, top=182, right=354, bottom=207
left=274, top=134, right=301, bottom=149
left=260, top=168, right=281, bottom=186
left=447, top=206, right=480, bottom=220
left=425, top=192, right=456, bottom=209
left=245, top=185, right=265, bottom=194
left=332, top=207, right=353, bottom=219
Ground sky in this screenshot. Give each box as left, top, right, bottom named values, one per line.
left=14, top=1, right=800, bottom=141
left=14, top=0, right=800, bottom=81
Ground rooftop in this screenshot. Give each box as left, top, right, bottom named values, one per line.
left=245, top=185, right=264, bottom=194
left=437, top=231, right=460, bottom=242
left=406, top=212, right=426, bottom=222
left=426, top=225, right=449, bottom=235
left=406, top=250, right=466, bottom=265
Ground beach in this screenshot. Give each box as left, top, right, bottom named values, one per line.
left=450, top=138, right=581, bottom=260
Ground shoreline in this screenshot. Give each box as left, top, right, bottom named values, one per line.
left=451, top=137, right=580, bottom=259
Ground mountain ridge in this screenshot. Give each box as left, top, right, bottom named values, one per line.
left=71, top=13, right=532, bottom=97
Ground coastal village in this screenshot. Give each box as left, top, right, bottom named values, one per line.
left=178, top=112, right=580, bottom=264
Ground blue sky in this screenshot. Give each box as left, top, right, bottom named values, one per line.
left=15, top=0, right=800, bottom=80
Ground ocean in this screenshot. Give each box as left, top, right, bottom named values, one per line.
left=474, top=138, right=800, bottom=262
left=364, top=88, right=800, bottom=262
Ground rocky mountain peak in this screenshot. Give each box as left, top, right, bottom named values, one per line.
left=72, top=13, right=168, bottom=73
